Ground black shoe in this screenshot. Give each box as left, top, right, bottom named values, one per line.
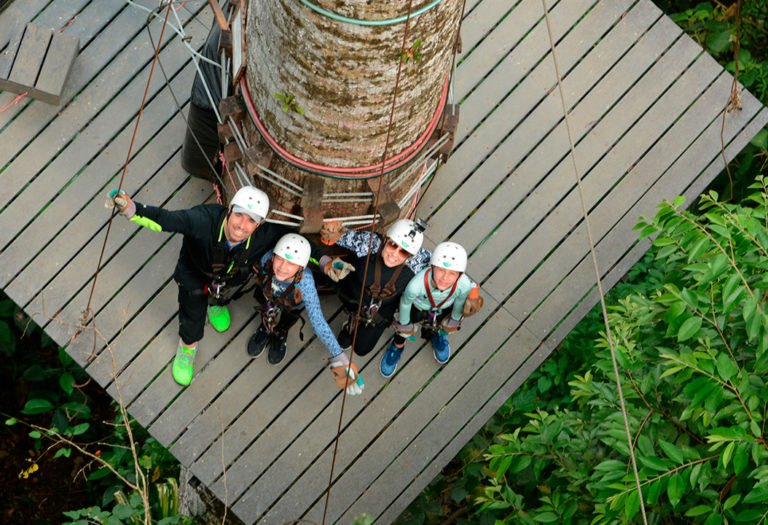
left=267, top=334, right=288, bottom=365
left=247, top=325, right=270, bottom=357
left=337, top=322, right=353, bottom=350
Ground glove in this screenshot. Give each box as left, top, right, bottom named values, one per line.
left=462, top=286, right=484, bottom=317
left=440, top=316, right=462, bottom=333
left=320, top=220, right=347, bottom=245
left=393, top=320, right=415, bottom=337
left=324, top=257, right=355, bottom=282
left=105, top=189, right=136, bottom=219
left=329, top=353, right=365, bottom=395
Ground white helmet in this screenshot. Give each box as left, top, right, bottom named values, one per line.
left=430, top=242, right=467, bottom=273
left=386, top=219, right=424, bottom=256
left=230, top=186, right=269, bottom=221
left=273, top=233, right=311, bottom=268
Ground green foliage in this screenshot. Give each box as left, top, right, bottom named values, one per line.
left=274, top=92, right=304, bottom=115
left=404, top=179, right=768, bottom=524
left=401, top=37, right=424, bottom=63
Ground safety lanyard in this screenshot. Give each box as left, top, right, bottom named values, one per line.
left=424, top=268, right=458, bottom=311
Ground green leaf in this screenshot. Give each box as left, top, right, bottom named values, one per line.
left=5, top=417, right=17, bottom=426
left=595, top=459, right=626, bottom=472
left=71, top=423, right=89, bottom=436
left=723, top=493, right=740, bottom=510
left=21, top=398, right=55, bottom=415
left=639, top=455, right=669, bottom=472
left=722, top=441, right=735, bottom=469
left=687, top=236, right=710, bottom=262
left=59, top=372, right=75, bottom=396
left=673, top=195, right=686, bottom=208
left=659, top=440, right=684, bottom=464
left=750, top=128, right=768, bottom=149
left=685, top=505, right=712, bottom=517
left=533, top=512, right=560, bottom=523
left=715, top=353, right=738, bottom=382
left=703, top=512, right=722, bottom=525
left=450, top=486, right=468, bottom=503
left=678, top=316, right=702, bottom=342
left=29, top=430, right=41, bottom=439
left=625, top=490, right=640, bottom=521
left=667, top=472, right=684, bottom=507
left=743, top=483, right=768, bottom=503
left=706, top=30, right=731, bottom=53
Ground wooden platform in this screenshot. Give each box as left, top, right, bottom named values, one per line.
left=1, top=0, right=766, bottom=523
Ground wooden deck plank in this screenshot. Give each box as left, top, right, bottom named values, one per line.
left=144, top=296, right=342, bottom=439
left=1, top=66, right=196, bottom=302
left=0, top=0, right=47, bottom=50
left=455, top=0, right=629, bottom=145
left=478, top=52, right=723, bottom=310
left=0, top=0, right=141, bottom=148
left=518, top=90, right=766, bottom=339
left=189, top=302, right=349, bottom=484
left=129, top=298, right=259, bottom=428
left=463, top=37, right=714, bottom=285
left=232, top=295, right=519, bottom=521
left=16, top=159, right=204, bottom=337
left=417, top=0, right=667, bottom=234
left=504, top=71, right=741, bottom=328
left=5, top=23, right=52, bottom=89
left=160, top=302, right=341, bottom=465
left=458, top=0, right=520, bottom=62
left=33, top=29, right=81, bottom=105
left=275, top=306, right=530, bottom=525
left=83, top=281, right=178, bottom=385
left=0, top=2, right=206, bottom=215
left=454, top=0, right=587, bottom=104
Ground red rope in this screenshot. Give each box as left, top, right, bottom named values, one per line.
left=239, top=73, right=449, bottom=178
left=0, top=92, right=28, bottom=113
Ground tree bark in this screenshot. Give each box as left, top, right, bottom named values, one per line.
left=240, top=0, right=461, bottom=226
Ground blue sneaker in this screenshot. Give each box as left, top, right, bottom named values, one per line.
left=380, top=342, right=404, bottom=378
left=432, top=333, right=450, bottom=364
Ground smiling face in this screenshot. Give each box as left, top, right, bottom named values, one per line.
left=225, top=211, right=259, bottom=243
left=272, top=254, right=302, bottom=281
left=431, top=266, right=461, bottom=291
left=381, top=238, right=411, bottom=268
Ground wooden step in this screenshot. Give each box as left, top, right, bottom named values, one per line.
left=0, top=22, right=79, bottom=105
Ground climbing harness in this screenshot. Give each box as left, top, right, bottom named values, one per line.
left=540, top=1, right=648, bottom=523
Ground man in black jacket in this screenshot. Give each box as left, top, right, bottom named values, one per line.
left=109, top=186, right=338, bottom=386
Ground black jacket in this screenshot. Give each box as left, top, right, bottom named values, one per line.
left=133, top=202, right=322, bottom=290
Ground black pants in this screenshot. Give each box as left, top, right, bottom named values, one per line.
left=338, top=318, right=389, bottom=356
left=178, top=286, right=208, bottom=345
left=181, top=102, right=221, bottom=181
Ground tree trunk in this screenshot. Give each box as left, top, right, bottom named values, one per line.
left=239, top=0, right=461, bottom=229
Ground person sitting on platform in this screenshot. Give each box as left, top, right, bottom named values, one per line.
left=107, top=186, right=332, bottom=387
left=247, top=233, right=364, bottom=395
left=381, top=241, right=482, bottom=378
left=319, top=219, right=431, bottom=358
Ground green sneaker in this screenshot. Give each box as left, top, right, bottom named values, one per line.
left=208, top=305, right=230, bottom=332
left=173, top=341, right=197, bottom=386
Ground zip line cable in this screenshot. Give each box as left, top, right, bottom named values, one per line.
left=321, top=0, right=417, bottom=522
left=540, top=1, right=649, bottom=523
left=76, top=1, right=175, bottom=359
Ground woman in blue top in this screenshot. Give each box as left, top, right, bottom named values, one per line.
left=247, top=233, right=364, bottom=395
left=381, top=241, right=475, bottom=378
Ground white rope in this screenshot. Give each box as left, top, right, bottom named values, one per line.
left=272, top=210, right=305, bottom=220
left=540, top=2, right=649, bottom=523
